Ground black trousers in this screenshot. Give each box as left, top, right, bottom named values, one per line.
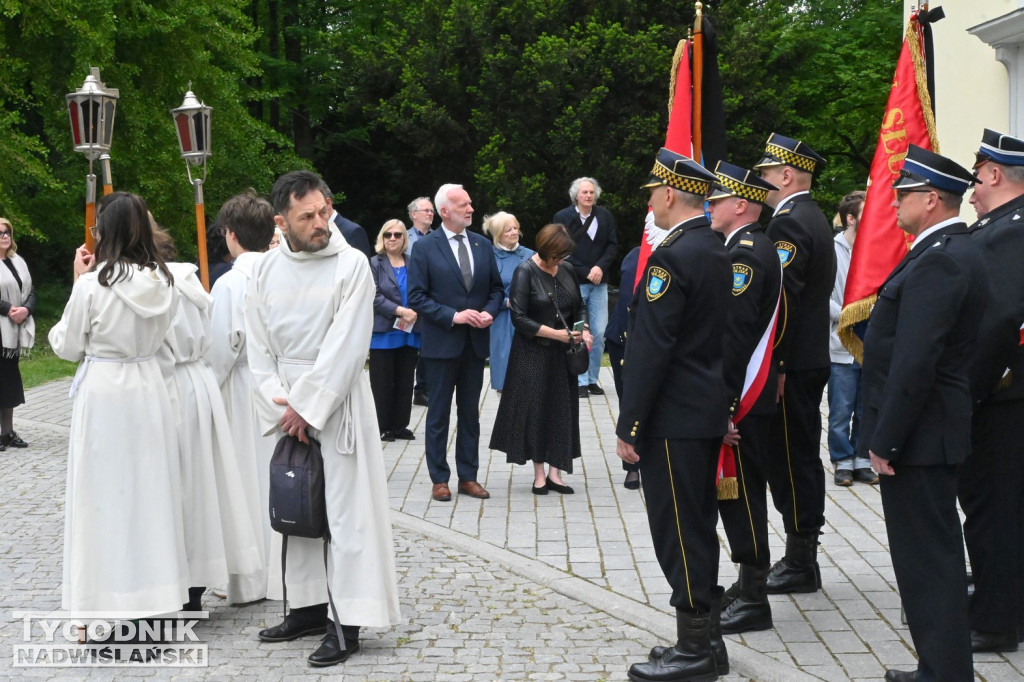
left=959, top=399, right=1024, bottom=633
left=718, top=413, right=772, bottom=569
left=608, top=339, right=638, bottom=474
left=369, top=346, right=418, bottom=432
left=881, top=464, right=972, bottom=682
left=638, top=436, right=721, bottom=613
left=766, top=367, right=828, bottom=536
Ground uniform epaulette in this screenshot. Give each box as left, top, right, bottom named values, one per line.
left=776, top=208, right=792, bottom=217
left=737, top=239, right=755, bottom=250
left=660, top=228, right=686, bottom=249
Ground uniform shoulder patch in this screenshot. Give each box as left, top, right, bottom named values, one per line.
left=732, top=264, right=753, bottom=296
left=776, top=241, right=796, bottom=268
left=738, top=239, right=755, bottom=249
left=646, top=266, right=671, bottom=302
left=776, top=208, right=792, bottom=216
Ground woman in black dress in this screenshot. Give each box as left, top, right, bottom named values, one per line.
left=489, top=224, right=592, bottom=494
left=0, top=217, right=34, bottom=450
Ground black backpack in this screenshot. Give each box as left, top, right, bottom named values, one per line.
left=269, top=434, right=327, bottom=538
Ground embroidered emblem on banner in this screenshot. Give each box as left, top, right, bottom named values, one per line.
left=647, top=266, right=671, bottom=301
left=776, top=241, right=796, bottom=268
left=732, top=264, right=752, bottom=296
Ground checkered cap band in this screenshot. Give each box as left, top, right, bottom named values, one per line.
left=764, top=142, right=817, bottom=172
left=650, top=161, right=712, bottom=195
left=715, top=174, right=770, bottom=203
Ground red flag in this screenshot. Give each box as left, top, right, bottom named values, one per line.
left=839, top=14, right=938, bottom=359
left=634, top=39, right=693, bottom=292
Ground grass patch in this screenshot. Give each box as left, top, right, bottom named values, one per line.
left=19, top=281, right=77, bottom=389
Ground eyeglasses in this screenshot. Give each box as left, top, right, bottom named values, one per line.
left=415, top=208, right=434, bottom=214
left=895, top=188, right=934, bottom=201
left=0, top=231, right=10, bottom=237
left=383, top=231, right=404, bottom=239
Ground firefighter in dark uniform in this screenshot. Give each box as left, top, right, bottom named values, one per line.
left=705, top=161, right=783, bottom=636
left=616, top=148, right=731, bottom=682
left=860, top=145, right=990, bottom=682
left=961, top=129, right=1024, bottom=654
left=753, top=133, right=835, bottom=594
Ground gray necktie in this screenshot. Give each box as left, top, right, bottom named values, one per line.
left=454, top=234, right=473, bottom=289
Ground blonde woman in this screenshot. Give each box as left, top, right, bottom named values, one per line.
left=482, top=212, right=534, bottom=391
left=369, top=219, right=420, bottom=441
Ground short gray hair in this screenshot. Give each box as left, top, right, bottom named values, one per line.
left=482, top=212, right=519, bottom=245
left=569, top=177, right=602, bottom=204
left=434, top=183, right=463, bottom=214
left=998, top=163, right=1024, bottom=185
left=317, top=179, right=334, bottom=201
left=408, top=196, right=431, bottom=220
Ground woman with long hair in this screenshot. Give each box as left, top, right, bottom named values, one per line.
left=0, top=217, right=35, bottom=450
left=49, top=192, right=189, bottom=616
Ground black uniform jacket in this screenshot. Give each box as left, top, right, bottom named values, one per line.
left=859, top=224, right=991, bottom=466
left=766, top=193, right=835, bottom=373
left=723, top=223, right=783, bottom=417
left=615, top=216, right=731, bottom=444
left=553, top=204, right=619, bottom=283
left=969, top=193, right=1024, bottom=404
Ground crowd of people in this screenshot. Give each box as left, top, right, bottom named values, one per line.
left=15, top=125, right=1020, bottom=679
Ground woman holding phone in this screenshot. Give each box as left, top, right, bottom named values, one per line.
left=489, top=223, right=591, bottom=494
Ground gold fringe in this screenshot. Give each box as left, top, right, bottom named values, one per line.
left=907, top=16, right=940, bottom=152
left=668, top=39, right=686, bottom=118
left=717, top=477, right=738, bottom=501
left=837, top=294, right=877, bottom=365
left=996, top=369, right=1013, bottom=393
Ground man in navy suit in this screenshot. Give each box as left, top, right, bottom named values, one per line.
left=408, top=183, right=504, bottom=502
left=319, top=180, right=372, bottom=259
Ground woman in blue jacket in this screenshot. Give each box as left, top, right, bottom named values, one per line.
left=483, top=212, right=534, bottom=391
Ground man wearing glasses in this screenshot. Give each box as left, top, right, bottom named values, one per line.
left=406, top=197, right=435, bottom=251
left=859, top=145, right=994, bottom=682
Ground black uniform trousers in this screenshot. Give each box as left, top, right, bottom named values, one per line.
left=719, top=413, right=772, bottom=569
left=638, top=436, right=721, bottom=613
left=608, top=339, right=638, bottom=474
left=766, top=367, right=828, bottom=536
left=368, top=346, right=419, bottom=433
left=881, top=464, right=973, bottom=682
left=959, top=399, right=1024, bottom=634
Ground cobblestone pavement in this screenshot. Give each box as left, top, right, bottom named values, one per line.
left=3, top=372, right=1023, bottom=680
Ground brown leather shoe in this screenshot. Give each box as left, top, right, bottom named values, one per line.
left=431, top=482, right=451, bottom=501
left=457, top=481, right=490, bottom=499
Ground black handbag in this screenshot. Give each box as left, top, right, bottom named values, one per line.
left=536, top=263, right=589, bottom=376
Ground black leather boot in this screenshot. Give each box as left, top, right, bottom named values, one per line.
left=720, top=565, right=773, bottom=634
left=630, top=610, right=717, bottom=681
left=766, top=533, right=821, bottom=594
left=650, top=594, right=728, bottom=675
left=708, top=592, right=728, bottom=675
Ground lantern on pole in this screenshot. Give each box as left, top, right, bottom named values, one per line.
left=66, top=67, right=119, bottom=250
left=170, top=84, right=213, bottom=291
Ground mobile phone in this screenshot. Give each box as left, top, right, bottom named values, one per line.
left=572, top=320, right=585, bottom=333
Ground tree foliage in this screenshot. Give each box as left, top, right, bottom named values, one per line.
left=1, top=0, right=902, bottom=286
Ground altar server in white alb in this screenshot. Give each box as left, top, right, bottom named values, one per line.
left=207, top=190, right=278, bottom=599
left=152, top=227, right=264, bottom=610
left=49, top=191, right=189, bottom=615
left=246, top=170, right=401, bottom=667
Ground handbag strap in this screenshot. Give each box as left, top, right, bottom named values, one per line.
left=532, top=261, right=573, bottom=338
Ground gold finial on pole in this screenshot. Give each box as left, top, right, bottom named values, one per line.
left=695, top=2, right=703, bottom=33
